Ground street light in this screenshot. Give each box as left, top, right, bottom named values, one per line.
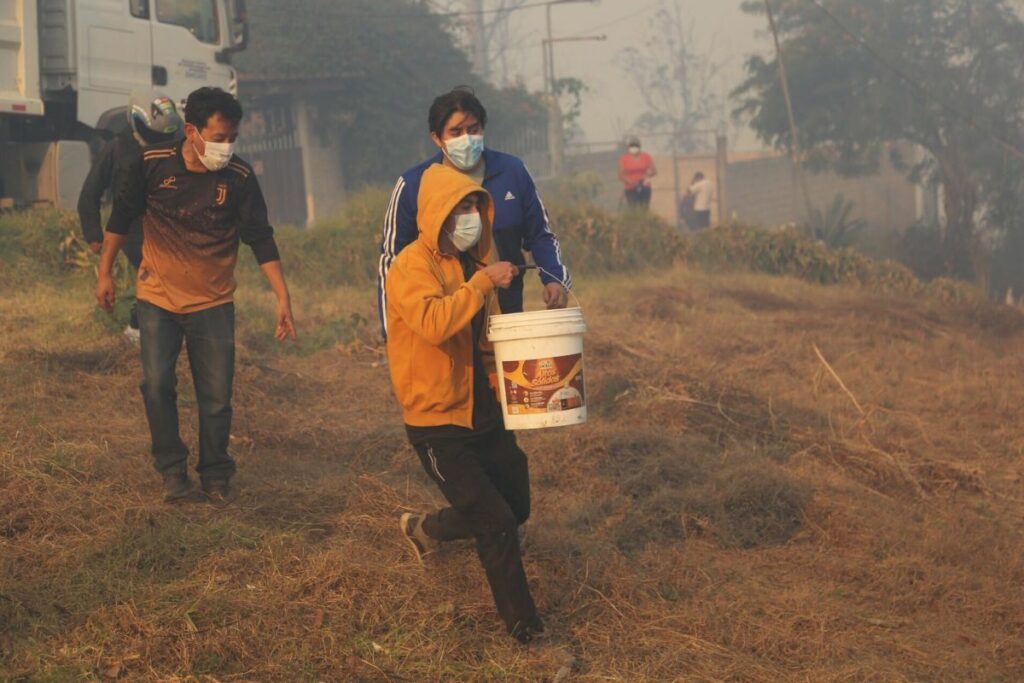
left=541, top=0, right=598, bottom=95
left=543, top=35, right=607, bottom=94
left=538, top=0, right=598, bottom=177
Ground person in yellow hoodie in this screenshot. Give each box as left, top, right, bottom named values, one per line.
left=387, top=164, right=545, bottom=644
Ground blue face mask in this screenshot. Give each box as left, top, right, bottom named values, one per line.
left=445, top=134, right=485, bottom=171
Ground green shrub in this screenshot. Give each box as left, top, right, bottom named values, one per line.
left=0, top=208, right=81, bottom=275
left=682, top=225, right=977, bottom=302
left=0, top=209, right=135, bottom=318
left=807, top=193, right=866, bottom=248
left=270, top=192, right=684, bottom=289
left=270, top=188, right=389, bottom=289
left=0, top=196, right=977, bottom=307
left=897, top=221, right=949, bottom=281
left=548, top=203, right=685, bottom=274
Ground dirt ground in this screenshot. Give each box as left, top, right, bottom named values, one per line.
left=2, top=267, right=1023, bottom=681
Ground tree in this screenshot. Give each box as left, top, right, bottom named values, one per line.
left=423, top=0, right=534, bottom=87
left=236, top=0, right=547, bottom=188
left=619, top=0, right=723, bottom=153
left=734, top=0, right=1024, bottom=279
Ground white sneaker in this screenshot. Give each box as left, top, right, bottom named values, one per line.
left=123, top=326, right=141, bottom=343
left=400, top=512, right=439, bottom=562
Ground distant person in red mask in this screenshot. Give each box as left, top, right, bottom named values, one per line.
left=618, top=137, right=657, bottom=209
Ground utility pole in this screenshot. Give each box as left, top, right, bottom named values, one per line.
left=545, top=3, right=555, bottom=92
left=764, top=0, right=814, bottom=231
left=672, top=126, right=681, bottom=228
left=543, top=33, right=605, bottom=176
left=538, top=0, right=597, bottom=176
left=466, top=0, right=490, bottom=81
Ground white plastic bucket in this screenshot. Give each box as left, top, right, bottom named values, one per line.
left=487, top=307, right=587, bottom=430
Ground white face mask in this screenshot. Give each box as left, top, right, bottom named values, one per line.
left=628, top=145, right=641, bottom=155
left=445, top=134, right=485, bottom=171
left=193, top=131, right=235, bottom=171
left=448, top=211, right=483, bottom=252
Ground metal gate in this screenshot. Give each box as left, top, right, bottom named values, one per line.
left=237, top=104, right=307, bottom=227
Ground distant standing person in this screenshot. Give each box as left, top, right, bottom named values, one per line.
left=687, top=171, right=715, bottom=229
left=378, top=87, right=571, bottom=336
left=78, top=92, right=183, bottom=340
left=95, top=87, right=297, bottom=504
left=618, top=137, right=657, bottom=209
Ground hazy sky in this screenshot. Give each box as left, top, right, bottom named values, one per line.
left=495, top=0, right=770, bottom=150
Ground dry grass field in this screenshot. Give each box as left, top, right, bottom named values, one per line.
left=2, top=208, right=1024, bottom=681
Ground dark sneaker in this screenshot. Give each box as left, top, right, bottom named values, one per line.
left=162, top=471, right=199, bottom=503
left=201, top=478, right=237, bottom=506
left=510, top=616, right=547, bottom=644
left=399, top=512, right=438, bottom=562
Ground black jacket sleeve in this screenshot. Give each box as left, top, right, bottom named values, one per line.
left=106, top=147, right=147, bottom=235
left=77, top=141, right=116, bottom=244
left=238, top=173, right=280, bottom=264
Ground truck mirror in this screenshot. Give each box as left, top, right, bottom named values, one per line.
left=228, top=0, right=248, bottom=50
left=130, top=0, right=150, bottom=19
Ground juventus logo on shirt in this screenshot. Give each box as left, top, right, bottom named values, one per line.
left=216, top=182, right=228, bottom=206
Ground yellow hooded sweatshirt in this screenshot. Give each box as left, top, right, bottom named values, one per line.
left=385, top=164, right=499, bottom=429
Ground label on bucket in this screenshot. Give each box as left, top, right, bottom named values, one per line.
left=502, top=354, right=585, bottom=415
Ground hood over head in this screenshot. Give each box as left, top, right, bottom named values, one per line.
left=416, top=164, right=494, bottom=261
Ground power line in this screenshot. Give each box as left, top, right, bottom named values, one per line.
left=299, top=0, right=574, bottom=20
left=563, top=0, right=661, bottom=38
left=500, top=0, right=661, bottom=53
left=802, top=0, right=1024, bottom=162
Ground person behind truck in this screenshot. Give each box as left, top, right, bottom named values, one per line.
left=687, top=171, right=715, bottom=229
left=95, top=87, right=297, bottom=505
left=378, top=87, right=571, bottom=337
left=388, top=163, right=546, bottom=644
left=78, top=91, right=183, bottom=340
left=618, top=136, right=657, bottom=209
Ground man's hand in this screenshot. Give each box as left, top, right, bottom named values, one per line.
left=95, top=273, right=116, bottom=313
left=88, top=242, right=103, bottom=254
left=258, top=260, right=296, bottom=342
left=274, top=297, right=297, bottom=341
left=483, top=262, right=519, bottom=289
left=543, top=282, right=569, bottom=309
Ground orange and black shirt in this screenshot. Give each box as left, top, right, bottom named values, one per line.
left=107, top=140, right=280, bottom=314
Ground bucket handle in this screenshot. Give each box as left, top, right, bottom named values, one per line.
left=472, top=257, right=583, bottom=310
left=533, top=264, right=584, bottom=310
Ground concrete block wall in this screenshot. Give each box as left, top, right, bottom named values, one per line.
left=560, top=146, right=921, bottom=232
left=725, top=152, right=919, bottom=230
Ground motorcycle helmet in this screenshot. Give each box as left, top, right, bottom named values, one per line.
left=128, top=91, right=183, bottom=146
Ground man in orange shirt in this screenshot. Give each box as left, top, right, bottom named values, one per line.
left=387, top=163, right=545, bottom=644
left=95, top=87, right=296, bottom=504
left=618, top=136, right=657, bottom=209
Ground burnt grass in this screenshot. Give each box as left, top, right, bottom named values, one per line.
left=3, top=266, right=1024, bottom=681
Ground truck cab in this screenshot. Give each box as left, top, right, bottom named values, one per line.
left=1, top=0, right=247, bottom=207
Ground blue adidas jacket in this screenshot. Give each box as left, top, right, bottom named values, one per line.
left=378, top=149, right=571, bottom=334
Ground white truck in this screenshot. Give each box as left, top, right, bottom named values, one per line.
left=0, top=0, right=247, bottom=208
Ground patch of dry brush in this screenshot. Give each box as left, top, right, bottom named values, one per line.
left=2, top=241, right=1024, bottom=680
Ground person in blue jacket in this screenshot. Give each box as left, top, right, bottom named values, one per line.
left=378, top=87, right=571, bottom=335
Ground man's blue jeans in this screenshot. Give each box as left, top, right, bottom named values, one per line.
left=137, top=300, right=236, bottom=480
